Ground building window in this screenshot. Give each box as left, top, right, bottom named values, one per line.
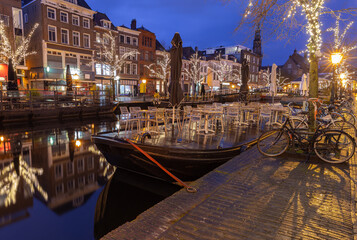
left=78, top=176, right=85, bottom=187
left=96, top=32, right=101, bottom=43
left=120, top=35, right=124, bottom=43
left=132, top=64, right=137, bottom=75
left=83, top=34, right=90, bottom=48
left=126, top=36, right=131, bottom=44
left=24, top=13, right=28, bottom=23
left=126, top=64, right=130, bottom=74
left=88, top=173, right=95, bottom=183
left=103, top=35, right=109, bottom=45
left=56, top=184, right=64, bottom=195
left=47, top=8, right=56, bottom=20
left=48, top=26, right=57, bottom=42
left=133, top=37, right=137, bottom=46
left=83, top=18, right=90, bottom=29
left=61, top=29, right=69, bottom=44
left=67, top=180, right=75, bottom=191
left=0, top=14, right=10, bottom=26
left=77, top=158, right=84, bottom=172
left=73, top=31, right=80, bottom=46
left=64, top=0, right=77, bottom=4
left=103, top=64, right=110, bottom=76
left=55, top=164, right=63, bottom=179
left=60, top=12, right=68, bottom=23
left=87, top=156, right=94, bottom=169
left=67, top=162, right=74, bottom=175
left=96, top=64, right=102, bottom=75
left=72, top=15, right=79, bottom=26
left=119, top=47, right=125, bottom=56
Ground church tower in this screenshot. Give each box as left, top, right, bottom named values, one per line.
left=253, top=26, right=262, bottom=56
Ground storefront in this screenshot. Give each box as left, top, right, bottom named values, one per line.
left=120, top=79, right=138, bottom=96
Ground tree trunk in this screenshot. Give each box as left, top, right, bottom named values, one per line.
left=111, top=79, right=115, bottom=101
left=308, top=53, right=318, bottom=131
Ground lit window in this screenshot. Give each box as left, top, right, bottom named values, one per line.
left=96, top=64, right=102, bottom=75
left=47, top=8, right=56, bottom=20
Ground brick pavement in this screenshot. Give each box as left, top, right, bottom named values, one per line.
left=102, top=146, right=355, bottom=240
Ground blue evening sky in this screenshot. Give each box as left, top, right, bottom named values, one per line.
left=86, top=0, right=356, bottom=66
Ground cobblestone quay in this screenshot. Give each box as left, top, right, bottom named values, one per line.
left=102, top=146, right=356, bottom=240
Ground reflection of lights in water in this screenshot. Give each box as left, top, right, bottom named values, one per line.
left=88, top=146, right=116, bottom=179
left=0, top=136, right=4, bottom=142
left=0, top=156, right=48, bottom=207
left=75, top=140, right=81, bottom=147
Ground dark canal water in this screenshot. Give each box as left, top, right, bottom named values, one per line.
left=0, top=117, right=180, bottom=240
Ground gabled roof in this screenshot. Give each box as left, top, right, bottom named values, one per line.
left=182, top=47, right=195, bottom=60
left=156, top=40, right=166, bottom=51
left=289, top=50, right=309, bottom=71
left=93, top=12, right=117, bottom=31
left=136, top=25, right=153, bottom=33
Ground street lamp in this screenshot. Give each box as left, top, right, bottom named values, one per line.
left=330, top=52, right=343, bottom=104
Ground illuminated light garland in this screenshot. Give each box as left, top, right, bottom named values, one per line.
left=208, top=54, right=239, bottom=85
left=326, top=15, right=355, bottom=55
left=101, top=32, right=139, bottom=78
left=145, top=52, right=171, bottom=84
left=0, top=156, right=47, bottom=207
left=88, top=146, right=116, bottom=179
left=244, top=0, right=325, bottom=60
left=183, top=52, right=208, bottom=86
left=0, top=21, right=38, bottom=68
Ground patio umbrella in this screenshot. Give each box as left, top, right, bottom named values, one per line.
left=66, top=65, right=73, bottom=93
left=270, top=63, right=277, bottom=103
left=7, top=58, right=18, bottom=91
left=240, top=59, right=249, bottom=101
left=168, top=33, right=184, bottom=135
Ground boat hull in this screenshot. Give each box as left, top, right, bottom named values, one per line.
left=92, top=136, right=243, bottom=182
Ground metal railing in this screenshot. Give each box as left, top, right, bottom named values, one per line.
left=0, top=89, right=114, bottom=111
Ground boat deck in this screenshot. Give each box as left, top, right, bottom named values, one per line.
left=100, top=122, right=263, bottom=150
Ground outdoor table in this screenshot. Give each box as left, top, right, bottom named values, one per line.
left=269, top=107, right=287, bottom=125
left=197, top=109, right=223, bottom=134
left=239, top=106, right=256, bottom=125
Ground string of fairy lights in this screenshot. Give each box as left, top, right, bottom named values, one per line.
left=0, top=155, right=48, bottom=207
left=244, top=0, right=325, bottom=59
left=0, top=21, right=38, bottom=68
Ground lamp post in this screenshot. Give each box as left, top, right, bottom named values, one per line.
left=330, top=52, right=343, bottom=104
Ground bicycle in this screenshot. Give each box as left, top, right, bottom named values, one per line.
left=287, top=101, right=357, bottom=138
left=257, top=116, right=356, bottom=163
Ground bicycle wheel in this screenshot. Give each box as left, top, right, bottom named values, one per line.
left=314, top=130, right=355, bottom=163
left=290, top=117, right=308, bottom=129
left=340, top=111, right=356, bottom=125
left=257, top=130, right=290, bottom=157
left=327, top=120, right=357, bottom=138
left=330, top=112, right=345, bottom=122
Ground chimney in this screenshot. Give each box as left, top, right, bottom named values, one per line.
left=131, top=19, right=137, bottom=30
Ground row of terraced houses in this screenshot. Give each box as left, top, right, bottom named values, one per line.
left=0, top=0, right=265, bottom=97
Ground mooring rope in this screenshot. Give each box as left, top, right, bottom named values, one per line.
left=125, top=139, right=197, bottom=193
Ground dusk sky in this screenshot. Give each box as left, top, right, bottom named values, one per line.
left=86, top=0, right=356, bottom=66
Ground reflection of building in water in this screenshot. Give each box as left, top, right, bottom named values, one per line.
left=0, top=137, right=34, bottom=227
left=32, top=130, right=104, bottom=213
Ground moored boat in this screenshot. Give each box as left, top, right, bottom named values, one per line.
left=92, top=135, right=247, bottom=182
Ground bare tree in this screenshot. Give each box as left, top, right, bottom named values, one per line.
left=145, top=51, right=170, bottom=95
left=0, top=21, right=39, bottom=68
left=223, top=0, right=356, bottom=127
left=100, top=32, right=139, bottom=97
left=183, top=52, right=207, bottom=95
left=209, top=54, right=237, bottom=90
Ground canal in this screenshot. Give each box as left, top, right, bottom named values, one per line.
left=0, top=116, right=182, bottom=240
left=0, top=116, right=261, bottom=240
